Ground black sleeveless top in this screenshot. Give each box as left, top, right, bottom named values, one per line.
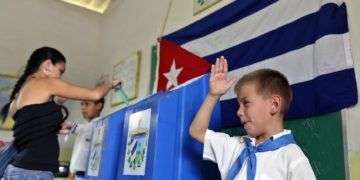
left=11, top=101, right=65, bottom=173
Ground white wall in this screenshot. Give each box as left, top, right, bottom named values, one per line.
left=0, top=0, right=102, bottom=87
left=343, top=0, right=360, bottom=179
left=0, top=0, right=103, bottom=162
left=344, top=0, right=360, bottom=151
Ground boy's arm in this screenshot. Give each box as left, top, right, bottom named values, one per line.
left=189, top=94, right=220, bottom=143
left=289, top=157, right=317, bottom=180
left=189, top=56, right=236, bottom=144
left=288, top=146, right=317, bottom=180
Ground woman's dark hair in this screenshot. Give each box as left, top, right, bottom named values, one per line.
left=1, top=47, right=66, bottom=120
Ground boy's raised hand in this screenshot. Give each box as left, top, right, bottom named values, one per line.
left=209, top=56, right=236, bottom=97
left=190, top=56, right=235, bottom=143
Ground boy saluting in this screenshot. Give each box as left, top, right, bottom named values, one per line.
left=189, top=56, right=316, bottom=180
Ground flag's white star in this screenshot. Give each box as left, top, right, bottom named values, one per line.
left=163, top=59, right=183, bottom=90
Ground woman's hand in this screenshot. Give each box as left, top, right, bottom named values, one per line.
left=54, top=96, right=67, bottom=105
left=111, top=80, right=122, bottom=89
left=58, top=121, right=73, bottom=134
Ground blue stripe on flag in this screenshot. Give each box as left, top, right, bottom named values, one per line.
left=220, top=68, right=357, bottom=127
left=164, top=0, right=278, bottom=45
left=204, top=3, right=348, bottom=70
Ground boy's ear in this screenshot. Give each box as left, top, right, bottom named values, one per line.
left=270, top=95, right=281, bottom=115
left=95, top=102, right=104, bottom=112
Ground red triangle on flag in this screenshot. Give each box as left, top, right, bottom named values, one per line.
left=157, top=39, right=211, bottom=92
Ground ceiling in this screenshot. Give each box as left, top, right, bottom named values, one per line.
left=60, top=0, right=111, bottom=13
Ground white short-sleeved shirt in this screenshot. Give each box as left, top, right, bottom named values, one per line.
left=69, top=121, right=94, bottom=173
left=203, top=129, right=317, bottom=180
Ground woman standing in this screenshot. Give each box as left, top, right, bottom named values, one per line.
left=1, top=47, right=120, bottom=180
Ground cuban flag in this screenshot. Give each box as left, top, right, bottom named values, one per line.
left=157, top=0, right=357, bottom=127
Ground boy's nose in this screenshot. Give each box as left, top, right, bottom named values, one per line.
left=237, top=107, right=244, bottom=118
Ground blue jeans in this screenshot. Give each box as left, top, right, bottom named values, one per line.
left=3, top=164, right=54, bottom=180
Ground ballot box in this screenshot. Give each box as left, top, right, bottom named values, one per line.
left=84, top=107, right=127, bottom=180
left=116, top=75, right=221, bottom=179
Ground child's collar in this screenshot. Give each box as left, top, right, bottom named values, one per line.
left=246, top=129, right=292, bottom=146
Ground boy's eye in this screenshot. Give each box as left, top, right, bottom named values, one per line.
left=243, top=101, right=250, bottom=106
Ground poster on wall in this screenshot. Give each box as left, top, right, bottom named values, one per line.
left=123, top=108, right=151, bottom=176
left=87, top=120, right=106, bottom=176
left=193, top=0, right=222, bottom=15
left=111, top=51, right=141, bottom=107
left=0, top=74, right=17, bottom=130
left=95, top=73, right=110, bottom=87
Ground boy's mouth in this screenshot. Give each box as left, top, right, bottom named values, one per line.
left=243, top=122, right=251, bottom=130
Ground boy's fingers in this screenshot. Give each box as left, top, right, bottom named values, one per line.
left=210, top=65, right=215, bottom=79
left=224, top=59, right=228, bottom=73
left=215, top=58, right=220, bottom=73
left=220, top=58, right=225, bottom=73
left=218, top=59, right=222, bottom=73
left=216, top=56, right=227, bottom=73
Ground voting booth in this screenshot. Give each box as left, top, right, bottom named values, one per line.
left=84, top=75, right=221, bottom=179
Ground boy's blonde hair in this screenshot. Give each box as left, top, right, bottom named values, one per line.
left=234, top=69, right=293, bottom=114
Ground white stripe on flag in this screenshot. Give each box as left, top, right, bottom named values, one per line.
left=220, top=33, right=353, bottom=100
left=181, top=0, right=344, bottom=57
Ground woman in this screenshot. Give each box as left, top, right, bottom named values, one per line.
left=1, top=47, right=120, bottom=180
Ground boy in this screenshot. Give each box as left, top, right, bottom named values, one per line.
left=68, top=98, right=104, bottom=180
left=189, top=57, right=316, bottom=180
